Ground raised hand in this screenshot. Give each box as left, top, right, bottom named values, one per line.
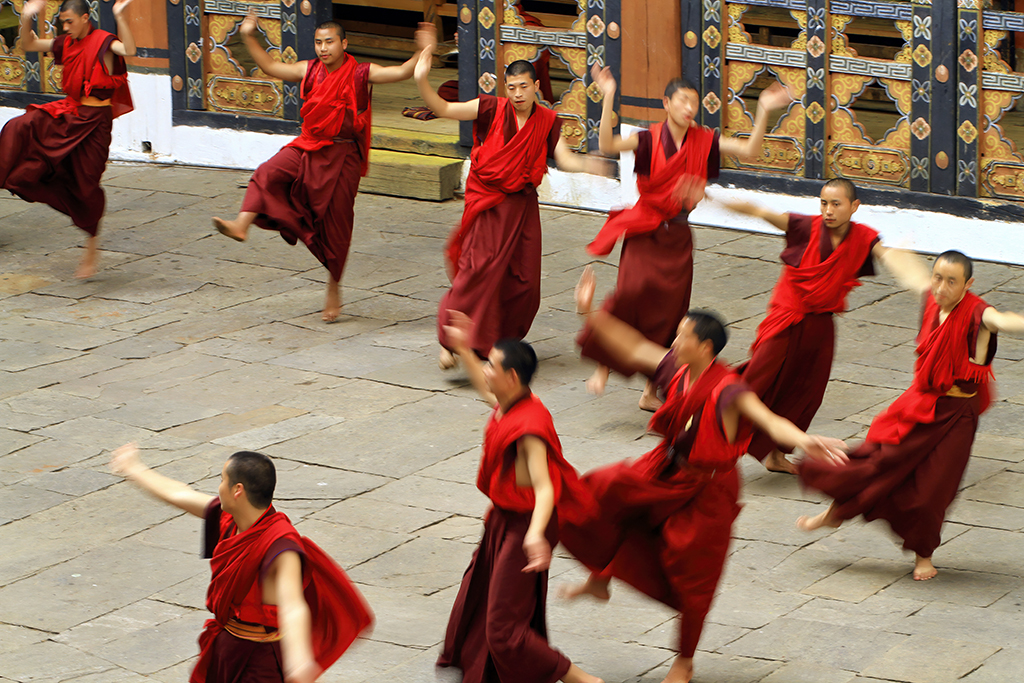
left=22, top=0, right=46, bottom=20
left=442, top=309, right=475, bottom=353
left=414, top=46, right=432, bottom=83
left=575, top=265, right=596, bottom=315
left=757, top=81, right=793, bottom=112
left=415, top=21, right=437, bottom=55
left=589, top=64, right=616, bottom=99
left=240, top=8, right=257, bottom=37
left=112, top=0, right=137, bottom=17
left=110, top=442, right=145, bottom=477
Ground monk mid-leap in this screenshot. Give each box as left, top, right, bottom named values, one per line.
left=578, top=67, right=792, bottom=411
left=1, top=0, right=136, bottom=279
left=213, top=14, right=432, bottom=321
left=797, top=250, right=1024, bottom=581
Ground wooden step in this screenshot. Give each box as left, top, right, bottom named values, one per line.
left=362, top=148, right=462, bottom=201
left=371, top=126, right=466, bottom=159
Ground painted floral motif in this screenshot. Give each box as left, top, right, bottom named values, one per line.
left=478, top=6, right=495, bottom=30
left=703, top=55, right=720, bottom=78
left=958, top=17, right=977, bottom=41
left=702, top=25, right=721, bottom=50
left=806, top=101, right=825, bottom=124
left=703, top=0, right=720, bottom=23
left=958, top=159, right=977, bottom=184
left=282, top=12, right=296, bottom=34
left=807, top=35, right=825, bottom=59
left=806, top=138, right=824, bottom=162
left=913, top=14, right=931, bottom=41
left=586, top=14, right=605, bottom=38
left=807, top=67, right=825, bottom=90
left=957, top=119, right=978, bottom=144
left=911, top=156, right=929, bottom=179
left=185, top=5, right=200, bottom=26
left=282, top=46, right=298, bottom=63
left=186, top=42, right=201, bottom=64
left=912, top=79, right=931, bottom=103
left=187, top=76, right=202, bottom=98
left=958, top=49, right=977, bottom=73
left=959, top=82, right=977, bottom=108
left=586, top=81, right=603, bottom=103
left=478, top=72, right=496, bottom=93
left=702, top=90, right=721, bottom=115
left=911, top=117, right=931, bottom=140
left=587, top=43, right=604, bottom=67
left=912, top=44, right=932, bottom=68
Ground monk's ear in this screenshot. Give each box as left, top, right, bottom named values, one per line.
left=850, top=198, right=861, bottom=213
left=341, top=38, right=349, bottom=52
left=965, top=276, right=975, bottom=290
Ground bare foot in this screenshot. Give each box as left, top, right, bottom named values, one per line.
left=764, top=449, right=798, bottom=474
left=638, top=379, right=663, bottom=412
left=322, top=277, right=341, bottom=322
left=212, top=216, right=248, bottom=242
left=796, top=504, right=842, bottom=532
left=914, top=555, right=938, bottom=581
left=586, top=365, right=609, bottom=396
left=439, top=347, right=459, bottom=370
left=560, top=574, right=610, bottom=601
left=75, top=236, right=98, bottom=279
left=659, top=656, right=693, bottom=683
left=560, top=663, right=604, bottom=683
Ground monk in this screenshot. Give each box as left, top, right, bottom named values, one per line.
left=579, top=67, right=792, bottom=411
left=438, top=311, right=603, bottom=683
left=213, top=15, right=431, bottom=322
left=1, top=0, right=136, bottom=279
left=415, top=43, right=609, bottom=368
left=560, top=267, right=846, bottom=683
left=798, top=250, right=1024, bottom=581
left=721, top=179, right=925, bottom=473
left=110, top=444, right=373, bottom=683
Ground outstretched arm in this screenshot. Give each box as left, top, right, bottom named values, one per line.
left=369, top=22, right=434, bottom=84
left=239, top=9, right=307, bottom=82
left=718, top=82, right=792, bottom=161
left=110, top=443, right=213, bottom=517
left=414, top=47, right=479, bottom=120
left=18, top=0, right=53, bottom=54
left=575, top=266, right=667, bottom=376
left=443, top=310, right=497, bottom=407
left=717, top=196, right=790, bottom=233
left=273, top=551, right=319, bottom=683
left=731, top=391, right=849, bottom=463
left=873, top=244, right=932, bottom=295
left=590, top=65, right=638, bottom=154
left=520, top=435, right=554, bottom=573
left=109, top=0, right=137, bottom=57
left=552, top=137, right=615, bottom=175
left=982, top=306, right=1024, bottom=335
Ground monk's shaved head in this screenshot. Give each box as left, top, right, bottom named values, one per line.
left=494, top=338, right=538, bottom=386
left=316, top=20, right=346, bottom=40
left=936, top=250, right=973, bottom=281
left=226, top=451, right=276, bottom=509
left=687, top=310, right=728, bottom=357
left=60, top=0, right=90, bottom=16
left=822, top=178, right=858, bottom=202
left=664, top=77, right=698, bottom=99
left=505, top=60, right=537, bottom=82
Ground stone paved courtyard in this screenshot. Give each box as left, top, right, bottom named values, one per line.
left=2, top=163, right=1024, bottom=683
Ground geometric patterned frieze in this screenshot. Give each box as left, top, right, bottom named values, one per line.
left=725, top=43, right=806, bottom=69
left=498, top=26, right=586, bottom=49
left=830, top=55, right=911, bottom=81
left=982, top=11, right=1024, bottom=32
left=740, top=0, right=806, bottom=10
left=981, top=70, right=1024, bottom=93
left=205, top=0, right=281, bottom=19
left=831, top=1, right=911, bottom=21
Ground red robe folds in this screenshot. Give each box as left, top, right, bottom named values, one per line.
left=579, top=124, right=718, bottom=374
left=437, top=96, right=559, bottom=357
left=0, top=25, right=132, bottom=236
left=800, top=291, right=995, bottom=558
left=560, top=358, right=751, bottom=657
left=242, top=56, right=371, bottom=282
left=439, top=393, right=589, bottom=683
left=192, top=501, right=373, bottom=683
left=740, top=215, right=878, bottom=460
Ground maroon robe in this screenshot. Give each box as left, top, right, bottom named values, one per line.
left=439, top=393, right=589, bottom=683
left=578, top=125, right=719, bottom=375
left=437, top=95, right=560, bottom=357
left=799, top=292, right=995, bottom=558
left=560, top=357, right=751, bottom=657
left=241, top=57, right=371, bottom=282
left=0, top=25, right=131, bottom=236
left=740, top=214, right=878, bottom=460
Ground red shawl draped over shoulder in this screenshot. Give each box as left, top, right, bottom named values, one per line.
left=288, top=56, right=371, bottom=174
left=752, top=216, right=878, bottom=350
left=191, top=503, right=373, bottom=683
left=447, top=98, right=558, bottom=274
left=34, top=26, right=132, bottom=119
left=477, top=393, right=594, bottom=526
left=588, top=122, right=715, bottom=256
left=867, top=291, right=994, bottom=445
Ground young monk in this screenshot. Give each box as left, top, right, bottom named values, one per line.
left=721, top=179, right=924, bottom=473
left=561, top=267, right=846, bottom=683
left=212, top=15, right=431, bottom=322
left=578, top=67, right=792, bottom=411
left=415, top=42, right=609, bottom=369
left=1, top=0, right=135, bottom=279
left=438, top=311, right=603, bottom=683
left=110, top=444, right=372, bottom=683
left=798, top=250, right=1024, bottom=581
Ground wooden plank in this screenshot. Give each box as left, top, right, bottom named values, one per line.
left=362, top=149, right=463, bottom=201
left=372, top=126, right=466, bottom=158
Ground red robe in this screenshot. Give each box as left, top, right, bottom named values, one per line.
left=560, top=358, right=751, bottom=657
left=439, top=393, right=589, bottom=683
left=579, top=124, right=719, bottom=374
left=437, top=96, right=560, bottom=357
left=241, top=56, right=371, bottom=282
left=739, top=214, right=878, bottom=460
left=0, top=25, right=131, bottom=236
left=799, top=291, right=995, bottom=558
left=192, top=501, right=373, bottom=683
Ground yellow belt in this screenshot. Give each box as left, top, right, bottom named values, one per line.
left=80, top=95, right=112, bottom=107
left=223, top=618, right=282, bottom=643
left=945, top=386, right=977, bottom=398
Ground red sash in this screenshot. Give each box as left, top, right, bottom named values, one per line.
left=289, top=57, right=371, bottom=175
left=752, top=216, right=877, bottom=350
left=34, top=27, right=132, bottom=119
left=587, top=122, right=715, bottom=256
left=446, top=98, right=558, bottom=275
left=866, top=291, right=993, bottom=445
left=191, top=503, right=373, bottom=683
left=477, top=392, right=594, bottom=526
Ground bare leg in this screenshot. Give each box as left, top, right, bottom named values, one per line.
left=659, top=656, right=693, bottom=683
left=212, top=211, right=256, bottom=242
left=560, top=573, right=610, bottom=601
left=796, top=503, right=842, bottom=532
left=322, top=274, right=341, bottom=322
left=75, top=234, right=98, bottom=279
left=638, top=379, right=663, bottom=412
left=438, top=346, right=458, bottom=370
left=914, top=554, right=938, bottom=581
left=560, top=663, right=604, bottom=683
left=764, top=449, right=798, bottom=474
left=586, top=365, right=610, bottom=396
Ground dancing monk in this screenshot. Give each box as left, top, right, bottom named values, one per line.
left=213, top=14, right=431, bottom=321
left=415, top=44, right=608, bottom=369
left=578, top=67, right=792, bottom=411
left=1, top=0, right=136, bottom=278
left=438, top=312, right=603, bottom=683
left=562, top=267, right=845, bottom=683
left=110, top=444, right=373, bottom=683
left=798, top=250, right=1024, bottom=581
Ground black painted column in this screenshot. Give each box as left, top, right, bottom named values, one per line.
left=457, top=0, right=479, bottom=147
left=804, top=0, right=827, bottom=180
left=956, top=2, right=981, bottom=197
